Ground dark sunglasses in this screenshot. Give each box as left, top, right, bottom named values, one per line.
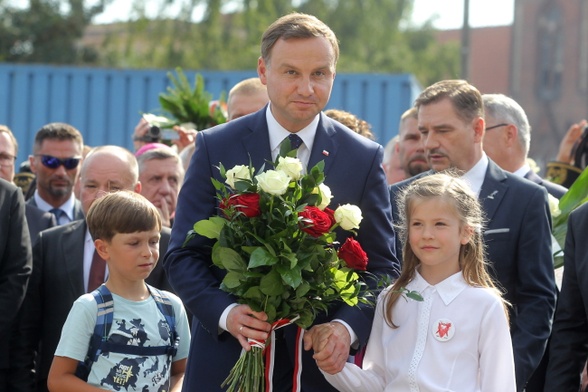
left=36, top=154, right=81, bottom=170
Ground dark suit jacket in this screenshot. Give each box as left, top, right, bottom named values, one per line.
left=14, top=220, right=172, bottom=391
left=389, top=160, right=557, bottom=392
left=544, top=202, right=588, bottom=391
left=24, top=204, right=55, bottom=243
left=26, top=196, right=85, bottom=222
left=164, top=108, right=399, bottom=391
left=0, top=179, right=32, bottom=368
left=525, top=170, right=567, bottom=199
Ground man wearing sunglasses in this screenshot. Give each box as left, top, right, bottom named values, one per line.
left=28, top=123, right=85, bottom=225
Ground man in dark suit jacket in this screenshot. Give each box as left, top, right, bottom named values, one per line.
left=0, top=179, right=32, bottom=390
left=389, top=80, right=557, bottom=392
left=164, top=13, right=399, bottom=392
left=482, top=93, right=567, bottom=199
left=544, top=201, right=588, bottom=390
left=24, top=205, right=55, bottom=242
left=14, top=146, right=173, bottom=392
left=482, top=93, right=565, bottom=392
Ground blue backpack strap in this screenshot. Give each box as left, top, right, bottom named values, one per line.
left=146, top=284, right=180, bottom=356
left=75, top=284, right=113, bottom=380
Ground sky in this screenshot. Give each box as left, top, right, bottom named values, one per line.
left=92, top=0, right=515, bottom=29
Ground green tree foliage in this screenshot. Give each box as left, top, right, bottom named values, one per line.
left=0, top=0, right=112, bottom=64
left=0, top=0, right=459, bottom=86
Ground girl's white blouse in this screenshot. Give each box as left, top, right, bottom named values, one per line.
left=323, top=271, right=516, bottom=392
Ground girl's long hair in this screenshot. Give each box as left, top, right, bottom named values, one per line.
left=385, top=172, right=508, bottom=328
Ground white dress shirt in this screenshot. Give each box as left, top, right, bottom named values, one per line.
left=34, top=191, right=77, bottom=225
left=460, top=153, right=489, bottom=196
left=83, top=228, right=109, bottom=292
left=267, top=103, right=318, bottom=170
left=323, top=271, right=516, bottom=392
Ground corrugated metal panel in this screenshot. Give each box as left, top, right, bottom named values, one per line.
left=0, top=64, right=421, bottom=166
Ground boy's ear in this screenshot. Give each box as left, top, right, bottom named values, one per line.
left=94, top=239, right=110, bottom=260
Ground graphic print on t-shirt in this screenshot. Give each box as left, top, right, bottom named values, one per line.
left=97, top=316, right=173, bottom=391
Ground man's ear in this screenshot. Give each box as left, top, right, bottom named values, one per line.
left=504, top=124, right=518, bottom=147
left=257, top=57, right=268, bottom=85
left=473, top=117, right=485, bottom=143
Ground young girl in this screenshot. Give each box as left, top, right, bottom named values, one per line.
left=319, top=173, right=516, bottom=391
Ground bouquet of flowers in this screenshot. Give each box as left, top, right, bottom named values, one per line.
left=185, top=142, right=378, bottom=392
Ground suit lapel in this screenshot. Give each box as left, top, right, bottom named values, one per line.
left=309, top=113, right=337, bottom=176
left=479, top=160, right=508, bottom=221
left=61, top=221, right=87, bottom=294
left=241, top=109, right=273, bottom=170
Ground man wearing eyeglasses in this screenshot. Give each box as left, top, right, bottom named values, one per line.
left=28, top=123, right=85, bottom=225
left=482, top=94, right=567, bottom=200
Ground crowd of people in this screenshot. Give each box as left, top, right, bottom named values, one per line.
left=1, top=11, right=588, bottom=392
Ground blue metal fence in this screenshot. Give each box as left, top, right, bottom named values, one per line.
left=0, top=64, right=421, bottom=166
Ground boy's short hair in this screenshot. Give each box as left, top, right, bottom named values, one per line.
left=87, top=191, right=162, bottom=242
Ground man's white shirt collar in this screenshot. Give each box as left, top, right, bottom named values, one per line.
left=513, top=163, right=531, bottom=178
left=266, top=104, right=319, bottom=167
left=34, top=190, right=77, bottom=221
left=461, top=153, right=489, bottom=196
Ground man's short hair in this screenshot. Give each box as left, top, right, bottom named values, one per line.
left=414, top=80, right=483, bottom=124
left=137, top=147, right=185, bottom=180
left=33, top=122, right=84, bottom=153
left=87, top=190, right=161, bottom=243
left=483, top=94, right=531, bottom=155
left=0, top=125, right=18, bottom=154
left=260, top=12, right=339, bottom=65
left=228, top=78, right=267, bottom=102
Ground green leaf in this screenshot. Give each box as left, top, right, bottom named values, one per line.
left=193, top=216, right=225, bottom=239
left=223, top=271, right=242, bottom=289
left=248, top=247, right=278, bottom=268
left=280, top=265, right=303, bottom=289
left=216, top=247, right=246, bottom=272
left=260, top=270, right=284, bottom=296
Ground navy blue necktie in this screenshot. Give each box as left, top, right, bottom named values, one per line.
left=49, top=208, right=65, bottom=224
left=288, top=134, right=303, bottom=150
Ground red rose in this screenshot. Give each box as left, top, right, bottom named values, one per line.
left=338, top=237, right=368, bottom=271
left=220, top=193, right=261, bottom=218
left=323, top=207, right=336, bottom=227
left=299, top=206, right=332, bottom=237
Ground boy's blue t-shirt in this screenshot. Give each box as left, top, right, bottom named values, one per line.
left=55, top=290, right=190, bottom=391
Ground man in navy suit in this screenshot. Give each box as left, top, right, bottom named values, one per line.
left=389, top=80, right=557, bottom=392
left=482, top=93, right=567, bottom=199
left=544, top=201, right=588, bottom=390
left=164, top=13, right=399, bottom=392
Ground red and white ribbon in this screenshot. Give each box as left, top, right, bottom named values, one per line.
left=253, top=316, right=302, bottom=392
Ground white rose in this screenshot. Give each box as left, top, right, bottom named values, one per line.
left=548, top=194, right=561, bottom=218
left=225, top=165, right=251, bottom=189
left=334, top=204, right=363, bottom=230
left=256, top=170, right=290, bottom=195
left=316, top=183, right=332, bottom=210
left=276, top=156, right=303, bottom=180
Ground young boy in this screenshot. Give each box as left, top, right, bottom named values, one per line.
left=47, top=191, right=190, bottom=392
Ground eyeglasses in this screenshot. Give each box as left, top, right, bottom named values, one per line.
left=485, top=123, right=508, bottom=131
left=0, top=152, right=16, bottom=167
left=36, top=154, right=81, bottom=170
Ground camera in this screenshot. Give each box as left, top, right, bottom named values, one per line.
left=140, top=114, right=179, bottom=142
left=146, top=124, right=162, bottom=142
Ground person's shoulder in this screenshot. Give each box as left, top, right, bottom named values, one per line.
left=464, top=285, right=505, bottom=308
left=0, top=177, right=20, bottom=194
left=39, top=219, right=85, bottom=239
left=389, top=172, right=430, bottom=193
left=202, top=109, right=264, bottom=138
